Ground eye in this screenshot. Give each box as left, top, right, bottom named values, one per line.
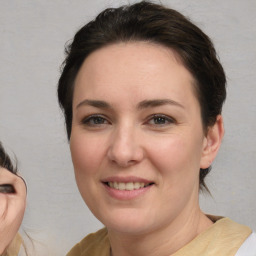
left=147, top=114, right=175, bottom=126
left=81, top=115, right=110, bottom=127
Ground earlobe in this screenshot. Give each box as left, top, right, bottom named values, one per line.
left=200, top=115, right=224, bottom=169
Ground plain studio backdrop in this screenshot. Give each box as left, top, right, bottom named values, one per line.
left=0, top=0, right=255, bottom=255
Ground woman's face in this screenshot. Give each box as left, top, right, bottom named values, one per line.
left=70, top=42, right=211, bottom=235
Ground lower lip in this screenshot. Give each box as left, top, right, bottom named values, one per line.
left=103, top=183, right=153, bottom=200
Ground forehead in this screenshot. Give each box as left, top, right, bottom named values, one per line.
left=73, top=42, right=198, bottom=108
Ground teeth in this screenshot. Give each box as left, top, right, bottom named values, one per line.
left=125, top=182, right=133, bottom=190
left=119, top=182, right=126, bottom=190
left=134, top=182, right=141, bottom=189
left=107, top=182, right=148, bottom=190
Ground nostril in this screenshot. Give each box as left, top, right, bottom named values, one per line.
left=108, top=155, right=137, bottom=168
left=107, top=148, right=144, bottom=167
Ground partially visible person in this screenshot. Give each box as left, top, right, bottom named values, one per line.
left=0, top=142, right=26, bottom=256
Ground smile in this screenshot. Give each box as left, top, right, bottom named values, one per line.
left=107, top=182, right=152, bottom=191
left=102, top=177, right=155, bottom=200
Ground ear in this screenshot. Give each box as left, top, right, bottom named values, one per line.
left=200, top=115, right=224, bottom=169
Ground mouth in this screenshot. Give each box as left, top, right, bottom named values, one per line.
left=102, top=177, right=155, bottom=200
left=104, top=181, right=154, bottom=191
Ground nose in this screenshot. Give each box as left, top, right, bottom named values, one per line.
left=107, top=124, right=144, bottom=167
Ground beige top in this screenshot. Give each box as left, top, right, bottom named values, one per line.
left=1, top=233, right=22, bottom=256
left=66, top=216, right=252, bottom=256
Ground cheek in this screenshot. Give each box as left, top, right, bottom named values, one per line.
left=69, top=131, right=108, bottom=210
left=70, top=131, right=105, bottom=178
left=146, top=133, right=203, bottom=182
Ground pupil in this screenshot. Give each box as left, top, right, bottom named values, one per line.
left=154, top=117, right=165, bottom=124
left=94, top=117, right=104, bottom=124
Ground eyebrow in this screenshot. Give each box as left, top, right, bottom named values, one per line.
left=76, top=98, right=184, bottom=110
left=76, top=99, right=111, bottom=109
left=137, top=99, right=184, bottom=109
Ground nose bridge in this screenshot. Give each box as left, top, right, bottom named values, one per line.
left=107, top=120, right=143, bottom=166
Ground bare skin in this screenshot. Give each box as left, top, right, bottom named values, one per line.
left=108, top=193, right=213, bottom=256
left=0, top=168, right=26, bottom=254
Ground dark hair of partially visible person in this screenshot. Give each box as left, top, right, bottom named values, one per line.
left=0, top=142, right=17, bottom=174
left=57, top=0, right=227, bottom=191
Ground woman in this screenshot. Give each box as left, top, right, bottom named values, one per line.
left=0, top=142, right=27, bottom=256
left=58, top=1, right=256, bottom=255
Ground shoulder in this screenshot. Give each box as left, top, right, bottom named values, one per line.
left=173, top=216, right=254, bottom=256
left=207, top=215, right=252, bottom=237
left=207, top=216, right=255, bottom=255
left=66, top=228, right=110, bottom=256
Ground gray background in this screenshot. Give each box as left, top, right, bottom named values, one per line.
left=0, top=0, right=255, bottom=255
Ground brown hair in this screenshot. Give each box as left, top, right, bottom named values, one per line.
left=58, top=1, right=226, bottom=191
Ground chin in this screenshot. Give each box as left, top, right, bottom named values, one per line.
left=107, top=221, right=151, bottom=235
left=99, top=208, right=153, bottom=235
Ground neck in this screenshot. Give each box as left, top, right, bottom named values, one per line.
left=108, top=208, right=213, bottom=256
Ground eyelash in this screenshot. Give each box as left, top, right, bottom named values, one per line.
left=146, top=114, right=176, bottom=126
left=80, top=114, right=176, bottom=128
left=81, top=114, right=110, bottom=127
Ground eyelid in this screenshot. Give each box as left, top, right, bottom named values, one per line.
left=80, top=114, right=111, bottom=125
left=146, top=114, right=176, bottom=125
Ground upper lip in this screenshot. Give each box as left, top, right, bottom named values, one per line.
left=101, top=176, right=154, bottom=184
